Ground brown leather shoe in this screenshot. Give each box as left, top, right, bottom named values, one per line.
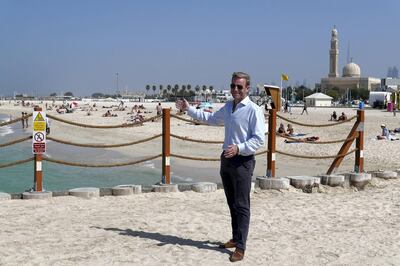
left=218, top=239, right=236, bottom=249
left=229, top=248, right=245, bottom=262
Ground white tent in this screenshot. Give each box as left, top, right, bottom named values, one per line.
left=305, top=93, right=332, bottom=107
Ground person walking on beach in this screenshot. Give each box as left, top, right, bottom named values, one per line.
left=176, top=72, right=266, bottom=262
left=21, top=112, right=25, bottom=128
left=301, top=102, right=308, bottom=115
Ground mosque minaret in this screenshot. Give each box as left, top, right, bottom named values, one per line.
left=329, top=26, right=339, bottom=78
left=319, top=26, right=380, bottom=91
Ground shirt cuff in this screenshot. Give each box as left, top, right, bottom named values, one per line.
left=237, top=143, right=245, bottom=155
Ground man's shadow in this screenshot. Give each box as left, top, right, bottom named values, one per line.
left=92, top=227, right=230, bottom=254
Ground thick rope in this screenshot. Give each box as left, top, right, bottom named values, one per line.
left=170, top=114, right=209, bottom=125
left=0, top=136, right=31, bottom=147
left=171, top=149, right=269, bottom=161
left=42, top=154, right=162, bottom=167
left=0, top=157, right=34, bottom=168
left=276, top=148, right=357, bottom=159
left=170, top=133, right=223, bottom=144
left=46, top=114, right=162, bottom=128
left=0, top=113, right=32, bottom=127
left=276, top=114, right=357, bottom=127
left=47, top=134, right=162, bottom=148
left=278, top=134, right=358, bottom=144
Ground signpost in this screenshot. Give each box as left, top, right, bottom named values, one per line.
left=32, top=107, right=46, bottom=191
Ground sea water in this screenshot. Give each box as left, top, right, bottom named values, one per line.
left=0, top=114, right=163, bottom=193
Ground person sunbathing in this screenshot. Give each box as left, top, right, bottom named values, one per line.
left=377, top=124, right=390, bottom=140
left=284, top=136, right=319, bottom=143
left=102, top=110, right=112, bottom=117
left=338, top=112, right=347, bottom=121
left=277, top=123, right=285, bottom=135
left=286, top=124, right=294, bottom=136
left=330, top=111, right=337, bottom=121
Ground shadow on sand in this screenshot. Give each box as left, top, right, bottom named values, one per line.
left=92, top=226, right=230, bottom=255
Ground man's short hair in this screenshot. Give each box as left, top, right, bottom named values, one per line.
left=232, top=72, right=250, bottom=87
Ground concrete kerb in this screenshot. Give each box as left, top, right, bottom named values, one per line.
left=112, top=185, right=142, bottom=196
left=318, top=174, right=345, bottom=187
left=0, top=192, right=11, bottom=201
left=22, top=191, right=53, bottom=200
left=256, top=176, right=290, bottom=190
left=69, top=187, right=100, bottom=199
left=191, top=182, right=217, bottom=193
left=152, top=184, right=179, bottom=193
left=287, top=176, right=320, bottom=189
left=349, top=173, right=372, bottom=189
left=376, top=171, right=398, bottom=180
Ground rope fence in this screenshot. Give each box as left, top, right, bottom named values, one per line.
left=276, top=148, right=357, bottom=159
left=170, top=133, right=224, bottom=144
left=276, top=113, right=357, bottom=127
left=47, top=134, right=162, bottom=148
left=0, top=113, right=32, bottom=127
left=47, top=114, right=162, bottom=128
left=43, top=154, right=162, bottom=168
left=0, top=106, right=365, bottom=189
left=278, top=133, right=358, bottom=144
left=0, top=157, right=34, bottom=169
left=0, top=136, right=31, bottom=148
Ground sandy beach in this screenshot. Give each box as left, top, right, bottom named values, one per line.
left=1, top=100, right=400, bottom=180
left=1, top=100, right=400, bottom=264
left=0, top=178, right=399, bottom=265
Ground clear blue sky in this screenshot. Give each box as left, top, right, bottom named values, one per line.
left=1, top=0, right=399, bottom=97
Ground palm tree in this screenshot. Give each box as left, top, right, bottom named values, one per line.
left=167, top=85, right=172, bottom=95
left=181, top=85, right=186, bottom=97
left=209, top=86, right=214, bottom=101
left=145, top=85, right=150, bottom=95
left=202, top=85, right=207, bottom=101
left=174, top=84, right=179, bottom=97
left=152, top=85, right=157, bottom=96
left=195, top=85, right=200, bottom=101
left=159, top=85, right=163, bottom=97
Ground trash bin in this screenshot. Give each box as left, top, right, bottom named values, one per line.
left=387, top=102, right=393, bottom=112
left=358, top=102, right=365, bottom=110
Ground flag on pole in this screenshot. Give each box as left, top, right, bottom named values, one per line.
left=281, top=74, right=289, bottom=81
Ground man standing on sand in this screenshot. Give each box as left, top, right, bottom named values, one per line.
left=176, top=72, right=265, bottom=262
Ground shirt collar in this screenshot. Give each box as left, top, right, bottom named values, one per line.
left=239, top=96, right=251, bottom=106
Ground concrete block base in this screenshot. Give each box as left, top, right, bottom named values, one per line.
left=256, top=176, right=290, bottom=190
left=112, top=185, right=142, bottom=196
left=376, top=171, right=398, bottom=179
left=0, top=192, right=11, bottom=201
left=287, top=176, right=320, bottom=189
left=69, top=187, right=100, bottom=199
left=319, top=174, right=345, bottom=187
left=152, top=184, right=179, bottom=193
left=191, top=182, right=217, bottom=193
left=349, top=173, right=372, bottom=189
left=22, top=191, right=52, bottom=200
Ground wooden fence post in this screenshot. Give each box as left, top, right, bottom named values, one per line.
left=162, top=108, right=171, bottom=184
left=33, top=106, right=43, bottom=191
left=355, top=109, right=364, bottom=173
left=267, top=109, right=276, bottom=177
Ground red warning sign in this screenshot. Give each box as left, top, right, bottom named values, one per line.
left=33, top=143, right=46, bottom=154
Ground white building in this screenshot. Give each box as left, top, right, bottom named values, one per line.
left=305, top=93, right=333, bottom=107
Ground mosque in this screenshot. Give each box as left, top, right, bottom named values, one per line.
left=319, top=27, right=380, bottom=91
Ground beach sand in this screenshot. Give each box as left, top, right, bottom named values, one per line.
left=0, top=178, right=399, bottom=265
left=1, top=100, right=400, bottom=181
left=1, top=101, right=400, bottom=264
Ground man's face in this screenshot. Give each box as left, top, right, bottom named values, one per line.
left=230, top=77, right=249, bottom=103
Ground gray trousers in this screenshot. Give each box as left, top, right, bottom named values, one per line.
left=220, top=153, right=255, bottom=250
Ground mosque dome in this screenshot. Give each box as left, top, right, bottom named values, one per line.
left=342, top=62, right=361, bottom=77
